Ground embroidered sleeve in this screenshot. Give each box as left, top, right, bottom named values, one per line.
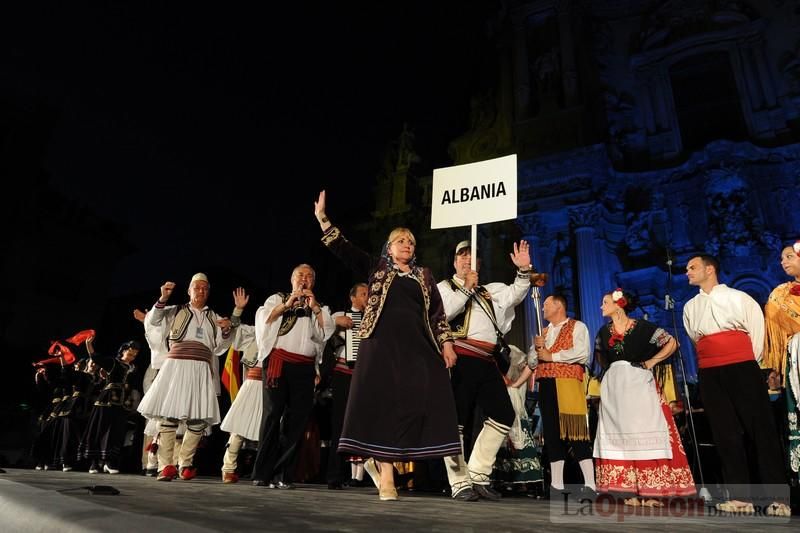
left=426, top=268, right=454, bottom=346
left=650, top=327, right=673, bottom=348
left=320, top=226, right=376, bottom=279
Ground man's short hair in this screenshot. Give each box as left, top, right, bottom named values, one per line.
left=690, top=254, right=720, bottom=275
left=550, top=293, right=568, bottom=313
left=292, top=263, right=316, bottom=281
left=349, top=282, right=368, bottom=298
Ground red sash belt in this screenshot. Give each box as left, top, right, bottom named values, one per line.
left=166, top=340, right=213, bottom=365
left=245, top=367, right=263, bottom=381
left=535, top=361, right=584, bottom=381
left=266, top=348, right=314, bottom=387
left=695, top=330, right=754, bottom=369
left=453, top=338, right=496, bottom=363
left=334, top=358, right=354, bottom=376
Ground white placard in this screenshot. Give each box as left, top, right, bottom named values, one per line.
left=430, top=154, right=517, bottom=229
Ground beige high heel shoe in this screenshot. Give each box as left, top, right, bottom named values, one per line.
left=379, top=486, right=398, bottom=501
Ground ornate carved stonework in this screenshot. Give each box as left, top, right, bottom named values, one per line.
left=569, top=204, right=601, bottom=228
left=637, top=0, right=758, bottom=52
left=516, top=214, right=542, bottom=238
left=703, top=165, right=772, bottom=257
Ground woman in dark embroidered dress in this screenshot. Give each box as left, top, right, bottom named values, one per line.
left=593, top=289, right=696, bottom=506
left=78, top=336, right=140, bottom=473
left=314, top=190, right=460, bottom=501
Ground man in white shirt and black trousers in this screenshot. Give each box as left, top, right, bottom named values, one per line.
left=251, top=264, right=336, bottom=489
left=683, top=254, right=788, bottom=515
left=438, top=239, right=532, bottom=501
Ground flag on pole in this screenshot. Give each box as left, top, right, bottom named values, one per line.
left=221, top=346, right=241, bottom=402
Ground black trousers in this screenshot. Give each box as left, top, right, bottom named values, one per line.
left=699, top=360, right=786, bottom=487
left=538, top=378, right=591, bottom=462
left=252, top=361, right=316, bottom=483
left=326, top=371, right=352, bottom=483
left=451, top=356, right=515, bottom=429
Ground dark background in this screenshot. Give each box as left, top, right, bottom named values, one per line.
left=0, top=2, right=496, bottom=424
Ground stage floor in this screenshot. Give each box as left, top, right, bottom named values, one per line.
left=0, top=468, right=795, bottom=532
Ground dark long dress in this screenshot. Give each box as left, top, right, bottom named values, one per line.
left=323, top=228, right=460, bottom=462
left=338, top=275, right=461, bottom=461
left=78, top=355, right=136, bottom=469
left=31, top=367, right=65, bottom=469
left=56, top=364, right=95, bottom=468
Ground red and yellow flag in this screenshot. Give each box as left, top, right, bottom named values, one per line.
left=221, top=346, right=241, bottom=402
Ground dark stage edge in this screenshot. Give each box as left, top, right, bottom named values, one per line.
left=0, top=469, right=796, bottom=532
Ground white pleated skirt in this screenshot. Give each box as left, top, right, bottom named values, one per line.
left=220, top=378, right=263, bottom=441
left=593, top=360, right=671, bottom=460
left=137, top=358, right=220, bottom=426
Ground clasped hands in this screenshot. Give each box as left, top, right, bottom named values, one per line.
left=533, top=335, right=553, bottom=361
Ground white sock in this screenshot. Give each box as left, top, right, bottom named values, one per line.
left=579, top=459, right=596, bottom=490
left=550, top=460, right=565, bottom=490
left=354, top=463, right=364, bottom=481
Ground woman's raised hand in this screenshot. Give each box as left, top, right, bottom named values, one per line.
left=314, top=190, right=327, bottom=222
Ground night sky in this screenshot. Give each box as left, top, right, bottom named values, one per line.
left=1, top=2, right=495, bottom=407
left=4, top=1, right=491, bottom=285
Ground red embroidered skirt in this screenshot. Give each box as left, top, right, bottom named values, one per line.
left=595, top=398, right=697, bottom=498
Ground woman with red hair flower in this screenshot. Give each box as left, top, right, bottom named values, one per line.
left=593, top=288, right=696, bottom=506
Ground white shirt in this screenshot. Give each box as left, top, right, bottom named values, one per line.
left=437, top=275, right=530, bottom=344
left=149, top=302, right=232, bottom=355
left=255, top=293, right=335, bottom=364
left=682, top=283, right=764, bottom=362
left=143, top=308, right=169, bottom=369
left=149, top=302, right=233, bottom=396
left=543, top=318, right=590, bottom=364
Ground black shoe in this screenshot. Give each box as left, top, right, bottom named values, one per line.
left=577, top=486, right=598, bottom=502
left=252, top=479, right=269, bottom=487
left=327, top=481, right=343, bottom=490
left=452, top=487, right=480, bottom=502
left=271, top=481, right=295, bottom=490
left=473, top=484, right=503, bottom=501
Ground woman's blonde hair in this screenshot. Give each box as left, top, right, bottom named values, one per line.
left=387, top=227, right=416, bottom=246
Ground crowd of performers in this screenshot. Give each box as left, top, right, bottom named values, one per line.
left=29, top=191, right=800, bottom=517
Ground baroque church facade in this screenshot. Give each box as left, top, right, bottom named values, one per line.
left=367, top=0, right=800, bottom=381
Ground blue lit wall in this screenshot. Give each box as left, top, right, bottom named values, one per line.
left=515, top=140, right=800, bottom=381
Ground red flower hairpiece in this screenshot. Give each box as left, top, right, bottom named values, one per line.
left=611, top=288, right=628, bottom=309
left=794, top=240, right=800, bottom=255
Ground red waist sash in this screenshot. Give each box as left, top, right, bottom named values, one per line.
left=166, top=340, right=213, bottom=365
left=245, top=367, right=263, bottom=381
left=453, top=338, right=497, bottom=363
left=334, top=357, right=354, bottom=376
left=695, top=330, right=754, bottom=369
left=266, top=348, right=314, bottom=387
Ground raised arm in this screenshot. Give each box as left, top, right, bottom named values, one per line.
left=315, top=190, right=376, bottom=278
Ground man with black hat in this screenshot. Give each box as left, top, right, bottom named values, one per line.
left=438, top=239, right=532, bottom=501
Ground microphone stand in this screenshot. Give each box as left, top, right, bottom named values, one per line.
left=664, top=248, right=711, bottom=502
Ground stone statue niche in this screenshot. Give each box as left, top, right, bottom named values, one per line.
left=703, top=165, right=779, bottom=258
left=621, top=186, right=669, bottom=268
left=526, top=11, right=563, bottom=115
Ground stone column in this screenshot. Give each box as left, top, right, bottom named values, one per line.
left=569, top=205, right=604, bottom=340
